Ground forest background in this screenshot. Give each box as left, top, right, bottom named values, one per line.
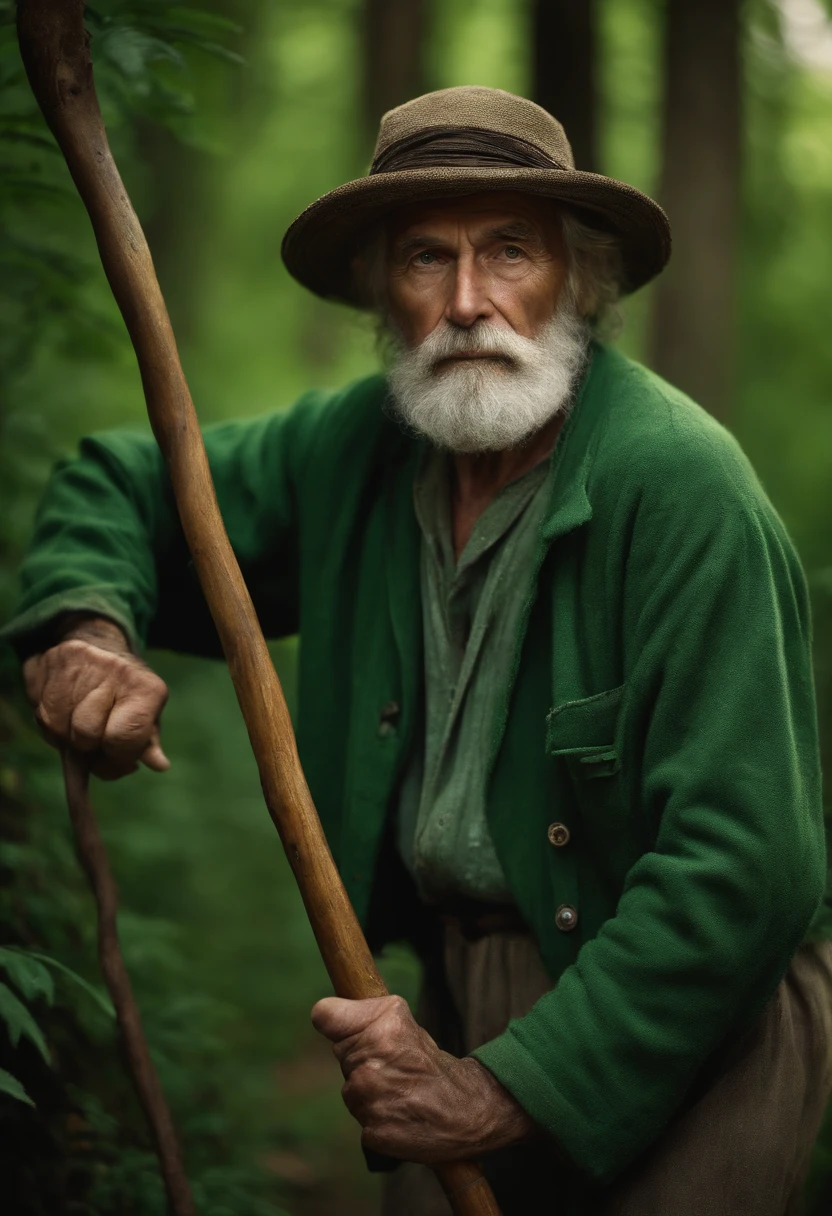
left=2, top=0, right=832, bottom=1212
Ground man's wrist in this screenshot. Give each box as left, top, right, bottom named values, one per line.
left=462, top=1057, right=571, bottom=1164
left=49, top=612, right=132, bottom=656
left=460, top=1056, right=538, bottom=1152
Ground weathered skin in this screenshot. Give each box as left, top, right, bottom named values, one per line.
left=23, top=617, right=169, bottom=779
left=311, top=994, right=536, bottom=1163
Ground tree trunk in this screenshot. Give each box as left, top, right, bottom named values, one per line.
left=363, top=0, right=428, bottom=146
left=532, top=0, right=598, bottom=172
left=135, top=0, right=271, bottom=344
left=648, top=0, right=742, bottom=420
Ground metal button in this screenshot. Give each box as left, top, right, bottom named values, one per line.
left=547, top=822, right=570, bottom=848
left=555, top=904, right=579, bottom=932
left=378, top=700, right=400, bottom=737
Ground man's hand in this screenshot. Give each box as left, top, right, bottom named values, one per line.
left=22, top=615, right=170, bottom=780
left=311, top=994, right=536, bottom=1163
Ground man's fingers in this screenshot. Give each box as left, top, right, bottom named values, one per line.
left=311, top=995, right=397, bottom=1043
left=24, top=637, right=170, bottom=784
left=102, top=697, right=160, bottom=758
left=69, top=684, right=116, bottom=752
left=22, top=654, right=46, bottom=707
left=140, top=726, right=170, bottom=772
left=36, top=668, right=76, bottom=737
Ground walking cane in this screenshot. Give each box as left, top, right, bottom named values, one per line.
left=17, top=4, right=502, bottom=1213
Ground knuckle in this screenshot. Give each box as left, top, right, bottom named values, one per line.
left=148, top=671, right=168, bottom=697
left=126, top=665, right=168, bottom=704
left=148, top=677, right=169, bottom=710
left=361, top=1127, right=386, bottom=1154
left=378, top=995, right=410, bottom=1034
left=70, top=721, right=98, bottom=744
left=351, top=1059, right=381, bottom=1091
left=57, top=638, right=92, bottom=665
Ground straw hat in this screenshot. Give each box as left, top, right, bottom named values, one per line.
left=281, top=86, right=671, bottom=307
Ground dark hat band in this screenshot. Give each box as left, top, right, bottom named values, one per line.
left=370, top=125, right=567, bottom=175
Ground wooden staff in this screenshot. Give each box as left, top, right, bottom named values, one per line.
left=62, top=749, right=195, bottom=1216
left=17, top=4, right=502, bottom=1213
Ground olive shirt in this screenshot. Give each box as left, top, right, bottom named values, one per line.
left=3, top=343, right=826, bottom=1186
left=397, top=447, right=552, bottom=904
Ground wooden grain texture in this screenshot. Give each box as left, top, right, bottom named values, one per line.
left=17, top=3, right=504, bottom=1213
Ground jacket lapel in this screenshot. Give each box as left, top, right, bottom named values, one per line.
left=484, top=343, right=606, bottom=784
left=383, top=435, right=424, bottom=767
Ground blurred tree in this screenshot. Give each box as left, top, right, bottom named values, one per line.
left=133, top=1, right=250, bottom=343
left=532, top=0, right=598, bottom=171
left=362, top=0, right=429, bottom=144
left=648, top=0, right=742, bottom=419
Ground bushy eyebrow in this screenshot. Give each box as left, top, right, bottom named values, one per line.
left=393, top=232, right=444, bottom=258
left=391, top=219, right=544, bottom=259
left=482, top=220, right=541, bottom=245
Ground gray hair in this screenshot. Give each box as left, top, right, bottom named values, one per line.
left=352, top=201, right=624, bottom=332
left=559, top=209, right=623, bottom=333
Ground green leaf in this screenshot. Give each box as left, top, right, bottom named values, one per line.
left=0, top=948, right=54, bottom=1004
left=167, top=7, right=243, bottom=38
left=0, top=981, right=50, bottom=1063
left=13, top=950, right=115, bottom=1019
left=98, top=27, right=183, bottom=78
left=0, top=1067, right=34, bottom=1107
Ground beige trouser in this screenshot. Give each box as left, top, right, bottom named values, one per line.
left=381, top=926, right=832, bottom=1216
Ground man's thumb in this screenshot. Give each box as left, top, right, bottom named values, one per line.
left=311, top=995, right=390, bottom=1042
left=140, top=726, right=170, bottom=772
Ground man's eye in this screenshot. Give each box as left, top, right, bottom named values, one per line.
left=417, top=251, right=436, bottom=265
left=504, top=245, right=523, bottom=259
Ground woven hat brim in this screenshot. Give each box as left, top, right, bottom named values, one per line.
left=281, top=166, right=671, bottom=307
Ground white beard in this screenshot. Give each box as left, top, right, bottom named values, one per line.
left=386, top=303, right=589, bottom=453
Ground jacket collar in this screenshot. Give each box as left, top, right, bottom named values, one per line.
left=380, top=337, right=610, bottom=542
left=539, top=339, right=611, bottom=543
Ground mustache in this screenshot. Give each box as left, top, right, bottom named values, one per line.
left=385, top=307, right=590, bottom=453
left=413, top=322, right=540, bottom=373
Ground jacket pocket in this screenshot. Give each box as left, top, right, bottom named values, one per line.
left=545, top=684, right=624, bottom=761
left=546, top=685, right=632, bottom=890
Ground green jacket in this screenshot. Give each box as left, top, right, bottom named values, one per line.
left=5, top=343, right=826, bottom=1185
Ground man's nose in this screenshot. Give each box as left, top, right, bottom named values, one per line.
left=444, top=258, right=493, bottom=328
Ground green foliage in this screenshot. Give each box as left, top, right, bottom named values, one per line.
left=0, top=947, right=55, bottom=1004
left=85, top=2, right=245, bottom=133
left=0, top=980, right=49, bottom=1060
left=16, top=949, right=115, bottom=1017
left=0, top=1066, right=34, bottom=1106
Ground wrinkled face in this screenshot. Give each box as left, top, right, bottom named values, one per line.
left=384, top=191, right=569, bottom=348
left=380, top=191, right=588, bottom=453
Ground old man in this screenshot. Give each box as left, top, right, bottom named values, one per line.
left=6, top=87, right=832, bottom=1214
